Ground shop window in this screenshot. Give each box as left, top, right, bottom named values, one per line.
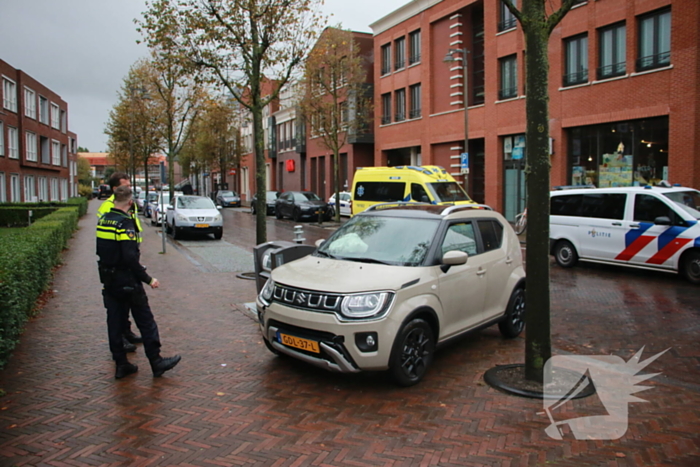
left=498, top=0, right=517, bottom=32
left=499, top=55, right=517, bottom=99
left=637, top=8, right=671, bottom=72
left=598, top=22, right=626, bottom=79
left=564, top=34, right=588, bottom=86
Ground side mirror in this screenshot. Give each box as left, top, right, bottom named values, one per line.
left=315, top=238, right=325, bottom=248
left=166, top=205, right=174, bottom=210
left=654, top=216, right=671, bottom=225
left=440, top=250, right=468, bottom=273
left=216, top=205, right=222, bottom=210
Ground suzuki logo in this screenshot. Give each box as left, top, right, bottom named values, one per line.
left=295, top=292, right=307, bottom=305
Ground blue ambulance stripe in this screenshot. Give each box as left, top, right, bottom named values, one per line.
left=625, top=222, right=652, bottom=248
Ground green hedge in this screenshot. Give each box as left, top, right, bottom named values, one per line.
left=0, top=205, right=82, bottom=369
left=0, top=198, right=87, bottom=227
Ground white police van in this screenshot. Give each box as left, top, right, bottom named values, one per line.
left=549, top=185, right=700, bottom=284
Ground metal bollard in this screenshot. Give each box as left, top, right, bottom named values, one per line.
left=293, top=225, right=306, bottom=244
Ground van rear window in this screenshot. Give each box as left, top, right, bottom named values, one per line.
left=354, top=182, right=406, bottom=202
left=550, top=193, right=626, bottom=219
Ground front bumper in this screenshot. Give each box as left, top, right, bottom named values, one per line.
left=178, top=225, right=222, bottom=234
left=221, top=200, right=241, bottom=207
left=257, top=297, right=399, bottom=373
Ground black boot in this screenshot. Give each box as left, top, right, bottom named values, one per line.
left=124, top=329, right=143, bottom=344
left=150, top=355, right=182, bottom=377
left=115, top=362, right=138, bottom=379
left=123, top=337, right=137, bottom=353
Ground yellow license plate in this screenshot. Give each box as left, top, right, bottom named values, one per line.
left=279, top=333, right=320, bottom=353
left=194, top=223, right=209, bottom=228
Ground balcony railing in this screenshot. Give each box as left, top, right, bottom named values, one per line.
left=563, top=69, right=588, bottom=87
left=498, top=87, right=517, bottom=100
left=498, top=17, right=516, bottom=32
left=394, top=112, right=406, bottom=122
left=409, top=53, right=421, bottom=65
left=409, top=108, right=421, bottom=119
left=381, top=115, right=391, bottom=125
left=636, top=52, right=670, bottom=72
left=394, top=57, right=405, bottom=70
left=596, top=62, right=626, bottom=80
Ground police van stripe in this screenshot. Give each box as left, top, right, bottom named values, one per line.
left=657, top=225, right=690, bottom=251
left=647, top=238, right=692, bottom=265
left=615, top=235, right=655, bottom=261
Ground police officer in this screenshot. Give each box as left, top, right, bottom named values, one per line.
left=97, top=172, right=143, bottom=351
left=97, top=185, right=181, bottom=379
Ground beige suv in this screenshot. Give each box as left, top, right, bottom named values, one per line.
left=257, top=204, right=526, bottom=386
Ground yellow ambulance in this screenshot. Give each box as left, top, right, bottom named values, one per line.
left=351, top=165, right=475, bottom=215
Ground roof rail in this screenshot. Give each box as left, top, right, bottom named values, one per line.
left=364, top=201, right=432, bottom=212
left=441, top=204, right=493, bottom=216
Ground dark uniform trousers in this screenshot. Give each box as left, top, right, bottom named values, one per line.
left=97, top=208, right=161, bottom=365
left=103, top=283, right=161, bottom=364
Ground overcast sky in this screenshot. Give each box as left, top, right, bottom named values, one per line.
left=0, top=0, right=408, bottom=152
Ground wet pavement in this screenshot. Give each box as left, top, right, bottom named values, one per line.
left=0, top=199, right=698, bottom=466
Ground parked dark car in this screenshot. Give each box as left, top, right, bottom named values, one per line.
left=275, top=191, right=332, bottom=222
left=215, top=190, right=241, bottom=207
left=251, top=191, right=280, bottom=215
left=98, top=184, right=112, bottom=200
left=91, top=186, right=100, bottom=199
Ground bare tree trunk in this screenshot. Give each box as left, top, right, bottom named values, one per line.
left=334, top=149, right=340, bottom=222
left=253, top=102, right=267, bottom=245
left=523, top=1, right=552, bottom=383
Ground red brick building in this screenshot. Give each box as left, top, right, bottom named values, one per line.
left=1, top=58, right=77, bottom=202
left=371, top=0, right=696, bottom=220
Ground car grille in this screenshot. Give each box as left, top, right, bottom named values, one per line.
left=272, top=284, right=342, bottom=313
left=188, top=216, right=214, bottom=222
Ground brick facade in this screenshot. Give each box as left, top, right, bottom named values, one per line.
left=0, top=58, right=77, bottom=202
left=371, top=0, right=697, bottom=218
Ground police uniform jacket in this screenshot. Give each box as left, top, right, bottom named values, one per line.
left=97, top=195, right=143, bottom=242
left=96, top=208, right=153, bottom=289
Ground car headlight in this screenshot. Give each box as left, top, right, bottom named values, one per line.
left=259, top=278, right=275, bottom=305
left=340, top=292, right=393, bottom=319
left=176, top=214, right=188, bottom=221
left=215, top=214, right=222, bottom=222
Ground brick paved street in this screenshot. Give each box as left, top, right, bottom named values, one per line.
left=0, top=200, right=699, bottom=466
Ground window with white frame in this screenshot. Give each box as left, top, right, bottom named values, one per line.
left=499, top=55, right=518, bottom=99
left=52, top=140, right=60, bottom=165
left=25, top=131, right=38, bottom=162
left=62, top=144, right=67, bottom=166
left=0, top=172, right=6, bottom=202
left=24, top=88, right=36, bottom=119
left=50, top=103, right=60, bottom=129
left=3, top=78, right=18, bottom=112
left=60, top=109, right=66, bottom=133
left=598, top=22, right=626, bottom=79
left=564, top=34, right=589, bottom=86
left=637, top=8, right=671, bottom=72
left=409, top=30, right=421, bottom=65
left=24, top=175, right=35, bottom=202
left=39, top=96, right=49, bottom=124
left=10, top=174, right=21, bottom=202
left=8, top=126, right=18, bottom=159
left=0, top=121, right=4, bottom=156
left=38, top=176, right=48, bottom=201
left=50, top=178, right=59, bottom=201
left=60, top=179, right=68, bottom=201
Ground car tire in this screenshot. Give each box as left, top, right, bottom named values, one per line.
left=275, top=208, right=283, bottom=220
left=293, top=208, right=301, bottom=222
left=498, top=287, right=526, bottom=338
left=165, top=221, right=172, bottom=235
left=681, top=250, right=700, bottom=285
left=251, top=204, right=256, bottom=215
left=214, top=229, right=223, bottom=240
left=173, top=223, right=181, bottom=240
left=554, top=240, right=578, bottom=268
left=389, top=318, right=435, bottom=387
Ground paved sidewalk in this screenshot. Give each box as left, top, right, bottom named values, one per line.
left=0, top=200, right=699, bottom=466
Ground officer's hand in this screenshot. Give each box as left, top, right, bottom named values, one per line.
left=150, top=278, right=160, bottom=289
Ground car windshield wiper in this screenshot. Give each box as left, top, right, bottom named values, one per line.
left=345, top=256, right=393, bottom=265
left=315, top=250, right=338, bottom=259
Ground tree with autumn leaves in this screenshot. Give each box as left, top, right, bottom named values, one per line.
left=298, top=27, right=372, bottom=223
left=138, top=0, right=324, bottom=244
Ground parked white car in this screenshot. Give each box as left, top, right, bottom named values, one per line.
left=328, top=191, right=352, bottom=217
left=257, top=203, right=526, bottom=386
left=165, top=195, right=223, bottom=240
left=150, top=191, right=182, bottom=226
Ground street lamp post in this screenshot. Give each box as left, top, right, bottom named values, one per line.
left=443, top=48, right=470, bottom=196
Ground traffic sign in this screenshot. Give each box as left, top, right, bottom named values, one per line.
left=460, top=152, right=469, bottom=174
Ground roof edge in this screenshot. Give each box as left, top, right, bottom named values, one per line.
left=369, top=0, right=444, bottom=36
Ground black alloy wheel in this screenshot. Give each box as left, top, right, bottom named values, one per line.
left=390, top=319, right=435, bottom=387
left=498, top=287, right=525, bottom=338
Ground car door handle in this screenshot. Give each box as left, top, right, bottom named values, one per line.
left=477, top=268, right=486, bottom=276
left=611, top=222, right=622, bottom=226
left=630, top=223, right=640, bottom=229
left=505, top=257, right=513, bottom=265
